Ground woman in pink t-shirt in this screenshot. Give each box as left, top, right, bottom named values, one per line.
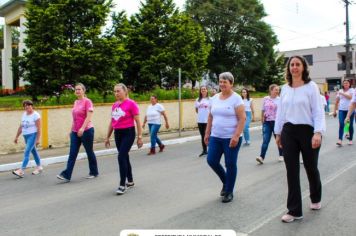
left=57, top=83, right=99, bottom=182
left=105, top=83, right=143, bottom=195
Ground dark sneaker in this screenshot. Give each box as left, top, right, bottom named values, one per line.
left=159, top=144, right=165, bottom=152
left=220, top=186, right=226, bottom=197
left=116, top=186, right=126, bottom=195
left=56, top=174, right=70, bottom=182
left=126, top=182, right=135, bottom=189
left=222, top=193, right=233, bottom=203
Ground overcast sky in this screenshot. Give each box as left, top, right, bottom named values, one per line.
left=112, top=0, right=356, bottom=52
left=1, top=0, right=354, bottom=52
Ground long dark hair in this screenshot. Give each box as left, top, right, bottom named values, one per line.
left=198, top=86, right=209, bottom=102
left=241, top=88, right=250, bottom=101
left=285, top=55, right=311, bottom=86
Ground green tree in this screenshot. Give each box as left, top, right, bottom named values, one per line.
left=111, top=0, right=210, bottom=91
left=185, top=0, right=281, bottom=88
left=18, top=0, right=123, bottom=101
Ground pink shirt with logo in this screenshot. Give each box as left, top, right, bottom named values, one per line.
left=72, top=97, right=94, bottom=132
left=111, top=99, right=140, bottom=129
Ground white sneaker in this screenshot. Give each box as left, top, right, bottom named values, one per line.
left=116, top=186, right=126, bottom=195
left=256, top=157, right=264, bottom=164
left=278, top=156, right=284, bottom=162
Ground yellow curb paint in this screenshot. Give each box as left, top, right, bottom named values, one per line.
left=41, top=109, right=49, bottom=149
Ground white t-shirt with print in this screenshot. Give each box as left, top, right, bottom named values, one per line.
left=195, top=97, right=210, bottom=123
left=337, top=88, right=354, bottom=111
left=21, top=111, right=41, bottom=135
left=146, top=103, right=165, bottom=125
left=210, top=92, right=244, bottom=138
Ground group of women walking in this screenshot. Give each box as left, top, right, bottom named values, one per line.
left=13, top=83, right=168, bottom=196
left=11, top=54, right=353, bottom=223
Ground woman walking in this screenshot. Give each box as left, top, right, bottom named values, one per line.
left=12, top=100, right=43, bottom=178
left=204, top=72, right=245, bottom=203
left=333, top=79, right=354, bottom=146
left=57, top=83, right=99, bottom=182
left=256, top=84, right=283, bottom=164
left=241, top=88, right=255, bottom=146
left=142, top=95, right=169, bottom=155
left=195, top=86, right=210, bottom=156
left=275, top=55, right=325, bottom=223
left=105, top=83, right=143, bottom=195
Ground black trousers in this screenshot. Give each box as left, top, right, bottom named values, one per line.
left=198, top=123, right=207, bottom=152
left=281, top=123, right=322, bottom=217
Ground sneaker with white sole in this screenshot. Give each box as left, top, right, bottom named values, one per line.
left=85, top=175, right=98, bottom=179
left=56, top=174, right=70, bottom=182
left=281, top=214, right=303, bottom=223
left=32, top=166, right=43, bottom=175
left=310, top=202, right=321, bottom=210
left=116, top=186, right=126, bottom=195
left=256, top=157, right=264, bottom=164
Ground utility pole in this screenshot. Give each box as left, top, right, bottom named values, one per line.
left=343, top=0, right=352, bottom=78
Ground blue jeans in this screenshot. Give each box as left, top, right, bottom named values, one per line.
left=338, top=110, right=354, bottom=140
left=22, top=132, right=41, bottom=169
left=207, top=136, right=242, bottom=193
left=243, top=111, right=252, bottom=143
left=114, top=127, right=135, bottom=186
left=325, top=100, right=330, bottom=112
left=260, top=121, right=283, bottom=159
left=148, top=123, right=162, bottom=148
left=61, top=127, right=99, bottom=180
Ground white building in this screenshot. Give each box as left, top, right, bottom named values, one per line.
left=282, top=44, right=356, bottom=91
left=0, top=0, right=26, bottom=91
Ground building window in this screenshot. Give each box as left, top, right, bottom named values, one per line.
left=303, top=54, right=313, bottom=65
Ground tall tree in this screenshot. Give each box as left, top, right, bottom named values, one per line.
left=185, top=0, right=281, bottom=87
left=111, top=0, right=210, bottom=91
left=18, top=0, right=123, bottom=100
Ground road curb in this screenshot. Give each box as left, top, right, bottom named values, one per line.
left=0, top=126, right=262, bottom=172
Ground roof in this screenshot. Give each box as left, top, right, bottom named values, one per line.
left=0, top=0, right=26, bottom=17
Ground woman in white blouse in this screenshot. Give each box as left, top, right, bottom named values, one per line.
left=241, top=88, right=255, bottom=146
left=275, top=56, right=325, bottom=223
left=195, top=86, right=210, bottom=157
left=333, top=79, right=354, bottom=146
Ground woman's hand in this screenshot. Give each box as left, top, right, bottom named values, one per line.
left=14, top=137, right=18, bottom=144
left=229, top=135, right=239, bottom=148
left=312, top=133, right=322, bottom=149
left=165, top=123, right=169, bottom=129
left=137, top=137, right=143, bottom=148
left=204, top=133, right=210, bottom=146
left=276, top=135, right=282, bottom=149
left=77, top=128, right=84, bottom=137
left=105, top=138, right=110, bottom=148
left=333, top=111, right=337, bottom=118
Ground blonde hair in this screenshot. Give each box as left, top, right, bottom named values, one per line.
left=114, top=83, right=129, bottom=97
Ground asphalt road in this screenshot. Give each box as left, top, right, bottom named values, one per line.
left=0, top=116, right=355, bottom=236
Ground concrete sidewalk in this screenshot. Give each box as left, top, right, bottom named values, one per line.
left=0, top=123, right=263, bottom=172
